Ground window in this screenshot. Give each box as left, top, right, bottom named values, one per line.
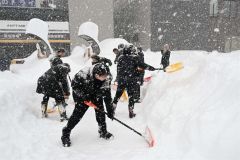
left=210, top=0, right=218, bottom=17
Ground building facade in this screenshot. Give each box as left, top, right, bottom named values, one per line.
left=68, top=0, right=114, bottom=50
left=1, top=0, right=239, bottom=58
left=114, top=0, right=240, bottom=52
left=0, top=0, right=70, bottom=58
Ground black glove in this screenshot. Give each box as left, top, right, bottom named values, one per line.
left=107, top=111, right=114, bottom=120
left=107, top=105, right=115, bottom=120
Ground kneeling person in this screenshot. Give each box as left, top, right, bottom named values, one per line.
left=36, top=63, right=71, bottom=121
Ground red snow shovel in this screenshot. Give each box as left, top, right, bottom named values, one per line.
left=84, top=101, right=155, bottom=147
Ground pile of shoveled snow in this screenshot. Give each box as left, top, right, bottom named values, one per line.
left=0, top=40, right=240, bottom=160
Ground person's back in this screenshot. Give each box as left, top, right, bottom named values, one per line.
left=117, top=53, right=138, bottom=82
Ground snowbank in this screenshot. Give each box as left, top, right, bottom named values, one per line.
left=0, top=39, right=240, bottom=160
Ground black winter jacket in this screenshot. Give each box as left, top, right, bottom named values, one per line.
left=71, top=66, right=110, bottom=103
left=36, top=64, right=70, bottom=97
left=117, top=54, right=155, bottom=84
left=161, top=50, right=170, bottom=68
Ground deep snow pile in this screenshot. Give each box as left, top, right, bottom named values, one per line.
left=0, top=41, right=240, bottom=160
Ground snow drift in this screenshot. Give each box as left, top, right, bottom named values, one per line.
left=0, top=40, right=240, bottom=160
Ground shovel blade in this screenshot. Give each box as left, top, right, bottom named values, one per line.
left=144, top=126, right=155, bottom=147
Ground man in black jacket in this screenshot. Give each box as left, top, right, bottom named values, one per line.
left=160, top=44, right=171, bottom=71
left=61, top=63, right=114, bottom=147
left=36, top=63, right=70, bottom=121
left=113, top=45, right=156, bottom=118
left=91, top=55, right=113, bottom=121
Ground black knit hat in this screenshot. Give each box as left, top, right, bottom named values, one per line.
left=59, top=63, right=71, bottom=74
left=92, top=63, right=108, bottom=76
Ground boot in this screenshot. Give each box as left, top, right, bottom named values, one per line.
left=61, top=127, right=71, bottom=147
left=129, top=105, right=136, bottom=118
left=98, top=125, right=113, bottom=140
left=58, top=103, right=69, bottom=122
left=41, top=103, right=48, bottom=118
left=60, top=111, right=69, bottom=122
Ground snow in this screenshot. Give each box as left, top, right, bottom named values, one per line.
left=158, top=35, right=163, bottom=41
left=214, top=28, right=220, bottom=32
left=78, top=21, right=99, bottom=42
left=99, top=38, right=129, bottom=55
left=25, top=18, right=53, bottom=54
left=0, top=39, right=240, bottom=160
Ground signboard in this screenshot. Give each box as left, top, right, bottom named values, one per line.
left=0, top=20, right=69, bottom=40
left=0, top=0, right=36, bottom=7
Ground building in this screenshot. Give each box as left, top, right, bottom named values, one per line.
left=0, top=0, right=70, bottom=58
left=68, top=0, right=114, bottom=50
left=113, top=0, right=240, bottom=52
left=1, top=0, right=239, bottom=58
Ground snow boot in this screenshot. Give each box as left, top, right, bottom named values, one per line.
left=129, top=105, right=136, bottom=118
left=98, top=125, right=113, bottom=140
left=61, top=127, right=71, bottom=147
left=58, top=103, right=69, bottom=122
left=60, top=111, right=69, bottom=122
left=41, top=103, right=48, bottom=118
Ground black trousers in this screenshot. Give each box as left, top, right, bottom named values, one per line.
left=102, top=88, right=113, bottom=115
left=113, top=80, right=136, bottom=108
left=139, top=71, right=145, bottom=86
left=65, top=98, right=107, bottom=134
left=41, top=94, right=65, bottom=105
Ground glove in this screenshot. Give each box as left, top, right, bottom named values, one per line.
left=107, top=110, right=114, bottom=120
left=84, top=101, right=96, bottom=108
left=107, top=104, right=115, bottom=120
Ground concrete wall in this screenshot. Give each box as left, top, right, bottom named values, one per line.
left=68, top=0, right=114, bottom=50
left=68, top=0, right=240, bottom=52
left=113, top=0, right=151, bottom=50
left=134, top=0, right=151, bottom=49
left=151, top=0, right=240, bottom=52
left=151, top=0, right=210, bottom=51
